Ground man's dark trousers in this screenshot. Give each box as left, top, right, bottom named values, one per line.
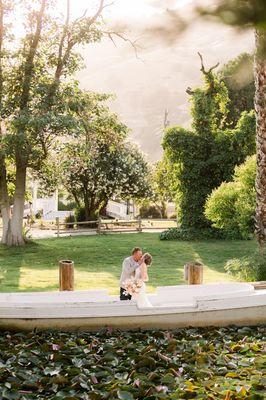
left=120, top=287, right=132, bottom=300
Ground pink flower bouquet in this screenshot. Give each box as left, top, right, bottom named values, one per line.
left=122, top=278, right=143, bottom=296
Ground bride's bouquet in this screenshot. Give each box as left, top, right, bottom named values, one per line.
left=122, top=278, right=144, bottom=296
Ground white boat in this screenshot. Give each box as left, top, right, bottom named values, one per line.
left=0, top=283, right=265, bottom=331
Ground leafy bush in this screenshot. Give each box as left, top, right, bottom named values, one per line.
left=75, top=207, right=86, bottom=222
left=225, top=251, right=266, bottom=281
left=75, top=207, right=98, bottom=228
left=64, top=214, right=76, bottom=229
left=58, top=200, right=77, bottom=211
left=35, top=209, right=43, bottom=219
left=205, top=155, right=256, bottom=239
left=159, top=227, right=229, bottom=241
left=169, top=213, right=177, bottom=220
left=139, top=204, right=162, bottom=218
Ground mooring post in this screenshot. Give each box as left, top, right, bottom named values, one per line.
left=184, top=261, right=203, bottom=284
left=59, top=260, right=74, bottom=291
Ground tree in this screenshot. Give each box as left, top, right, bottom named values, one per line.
left=0, top=0, right=112, bottom=245
left=219, top=53, right=255, bottom=127
left=60, top=92, right=152, bottom=220
left=198, top=0, right=266, bottom=247
left=143, top=158, right=177, bottom=219
left=163, top=57, right=255, bottom=230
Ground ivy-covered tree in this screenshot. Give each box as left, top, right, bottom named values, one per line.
left=163, top=56, right=256, bottom=231
left=219, top=53, right=255, bottom=127
left=198, top=0, right=266, bottom=246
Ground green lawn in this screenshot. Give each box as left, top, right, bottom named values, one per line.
left=0, top=233, right=256, bottom=294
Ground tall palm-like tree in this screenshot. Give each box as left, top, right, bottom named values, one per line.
left=199, top=0, right=266, bottom=248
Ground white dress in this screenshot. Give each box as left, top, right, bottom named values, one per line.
left=134, top=267, right=153, bottom=308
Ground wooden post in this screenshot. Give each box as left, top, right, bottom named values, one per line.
left=56, top=217, right=60, bottom=238
left=186, top=261, right=203, bottom=285
left=97, top=217, right=101, bottom=234
left=138, top=217, right=142, bottom=232
left=59, top=260, right=74, bottom=291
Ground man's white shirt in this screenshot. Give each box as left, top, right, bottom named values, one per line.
left=120, top=256, right=139, bottom=287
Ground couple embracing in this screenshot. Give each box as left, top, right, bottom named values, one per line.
left=120, top=247, right=153, bottom=306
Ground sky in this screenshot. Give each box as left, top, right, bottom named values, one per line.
left=65, top=0, right=254, bottom=161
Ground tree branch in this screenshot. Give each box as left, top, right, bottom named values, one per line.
left=0, top=0, right=3, bottom=106
left=20, top=0, right=46, bottom=110
left=103, top=30, right=143, bottom=60
left=55, top=0, right=70, bottom=81
left=186, top=87, right=195, bottom=95
left=198, top=52, right=219, bottom=75
left=87, top=0, right=105, bottom=28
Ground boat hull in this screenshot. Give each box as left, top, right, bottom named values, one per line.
left=1, top=305, right=265, bottom=331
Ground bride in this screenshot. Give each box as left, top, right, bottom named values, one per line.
left=134, top=253, right=153, bottom=308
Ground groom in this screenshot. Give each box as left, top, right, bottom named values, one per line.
left=120, top=247, right=143, bottom=300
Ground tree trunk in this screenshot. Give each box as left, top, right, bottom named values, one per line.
left=99, top=198, right=108, bottom=216
left=6, top=166, right=27, bottom=246
left=254, top=29, right=266, bottom=249
left=84, top=196, right=92, bottom=221
left=0, top=158, right=11, bottom=244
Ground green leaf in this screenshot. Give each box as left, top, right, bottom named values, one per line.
left=117, top=390, right=134, bottom=400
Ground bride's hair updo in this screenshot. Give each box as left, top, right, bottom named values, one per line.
left=143, top=253, right=152, bottom=266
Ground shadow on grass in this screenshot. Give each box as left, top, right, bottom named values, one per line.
left=0, top=234, right=257, bottom=292
left=187, top=240, right=256, bottom=274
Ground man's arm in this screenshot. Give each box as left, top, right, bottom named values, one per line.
left=122, top=257, right=131, bottom=270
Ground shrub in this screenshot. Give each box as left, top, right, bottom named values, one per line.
left=139, top=204, right=162, bottom=219
left=35, top=209, right=43, bottom=219
left=225, top=251, right=266, bottom=281
left=159, top=227, right=230, bottom=241
left=75, top=207, right=98, bottom=228
left=64, top=214, right=76, bottom=229
left=169, top=213, right=177, bottom=220
left=205, top=155, right=256, bottom=239
left=58, top=200, right=77, bottom=211
left=75, top=207, right=86, bottom=222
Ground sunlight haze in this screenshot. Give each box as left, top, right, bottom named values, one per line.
left=62, top=1, right=254, bottom=161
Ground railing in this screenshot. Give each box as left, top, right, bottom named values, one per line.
left=55, top=217, right=177, bottom=237
left=55, top=219, right=99, bottom=237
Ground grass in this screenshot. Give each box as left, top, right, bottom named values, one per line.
left=0, top=233, right=257, bottom=294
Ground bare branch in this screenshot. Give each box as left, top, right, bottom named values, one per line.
left=87, top=0, right=105, bottom=28
left=209, top=61, right=220, bottom=72
left=102, top=2, right=114, bottom=10
left=72, top=8, right=87, bottom=25
left=104, top=30, right=143, bottom=60
left=186, top=87, right=195, bottom=95
left=73, top=1, right=114, bottom=28
left=198, top=52, right=205, bottom=73
left=20, top=0, right=46, bottom=110
left=55, top=0, right=70, bottom=81
left=198, top=52, right=219, bottom=75
left=164, top=109, right=170, bottom=128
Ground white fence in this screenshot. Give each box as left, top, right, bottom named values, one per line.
left=43, top=210, right=73, bottom=221
left=106, top=200, right=130, bottom=220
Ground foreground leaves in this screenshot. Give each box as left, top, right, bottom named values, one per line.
left=0, top=326, right=265, bottom=399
